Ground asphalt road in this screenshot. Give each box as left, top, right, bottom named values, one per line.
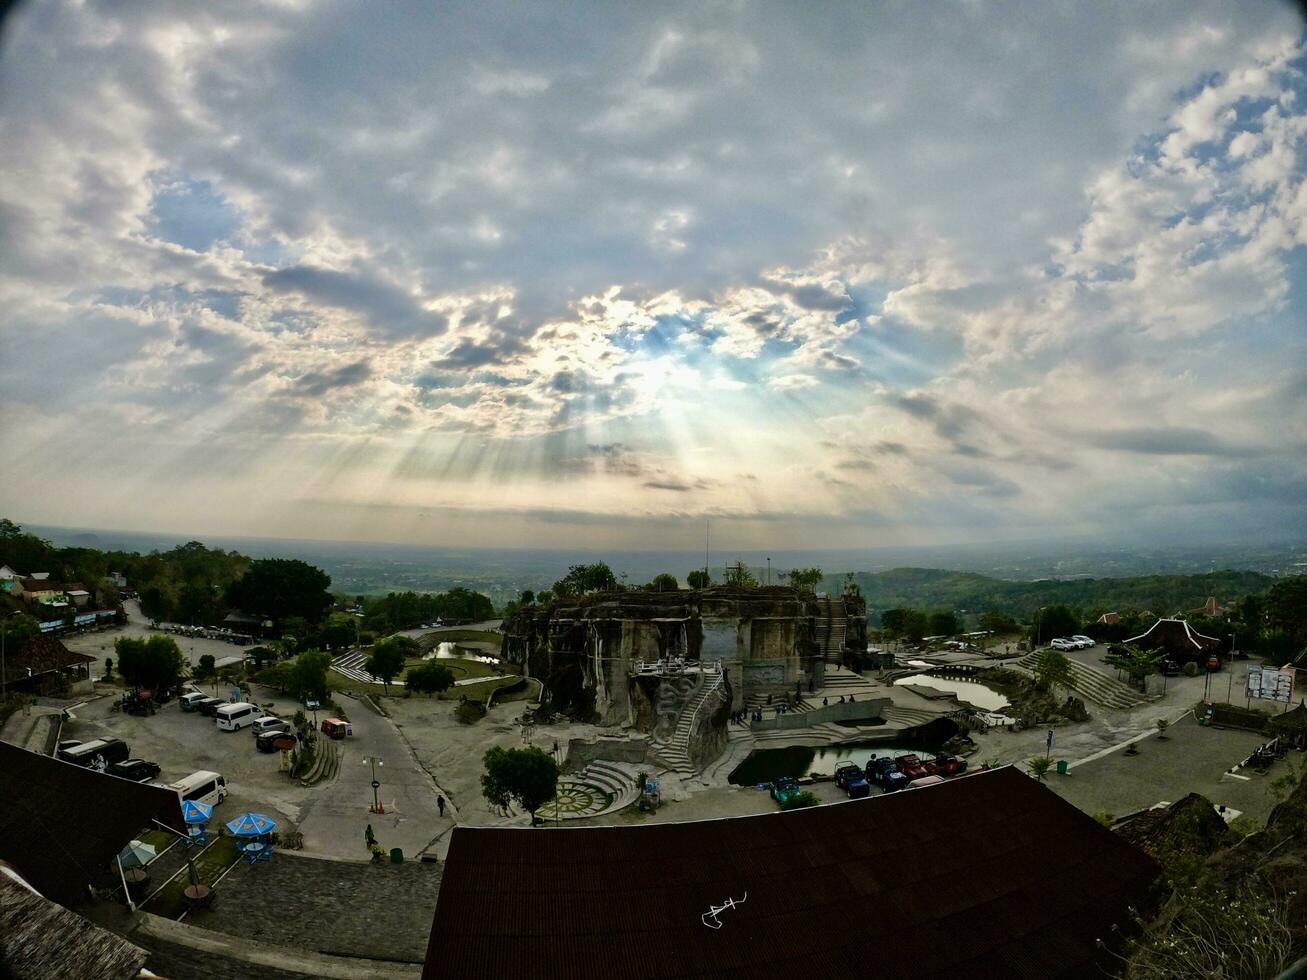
left=295, top=695, right=450, bottom=862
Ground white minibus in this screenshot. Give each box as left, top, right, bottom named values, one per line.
left=215, top=702, right=261, bottom=731
left=168, top=770, right=228, bottom=806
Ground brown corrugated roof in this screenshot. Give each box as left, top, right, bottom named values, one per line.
left=0, top=741, right=184, bottom=905
left=423, top=767, right=1158, bottom=980
left=0, top=634, right=95, bottom=686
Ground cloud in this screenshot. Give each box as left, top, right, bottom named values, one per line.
left=262, top=265, right=448, bottom=339
left=291, top=358, right=374, bottom=397
left=1084, top=426, right=1265, bottom=457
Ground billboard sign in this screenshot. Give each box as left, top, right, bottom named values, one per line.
left=1247, top=665, right=1295, bottom=704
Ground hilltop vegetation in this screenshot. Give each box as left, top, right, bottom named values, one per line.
left=832, top=567, right=1276, bottom=621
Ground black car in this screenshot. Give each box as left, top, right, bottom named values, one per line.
left=1161, top=659, right=1181, bottom=676
left=256, top=729, right=298, bottom=753
left=196, top=697, right=225, bottom=717
left=109, top=759, right=161, bottom=782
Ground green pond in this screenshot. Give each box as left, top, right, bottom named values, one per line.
left=729, top=741, right=944, bottom=786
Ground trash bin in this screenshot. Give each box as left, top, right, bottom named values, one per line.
left=1056, top=759, right=1069, bottom=776
left=389, top=847, right=404, bottom=864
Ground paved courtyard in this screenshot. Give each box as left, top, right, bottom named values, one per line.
left=188, top=853, right=441, bottom=964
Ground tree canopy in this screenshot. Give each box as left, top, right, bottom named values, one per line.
left=287, top=650, right=332, bottom=704
left=225, top=558, right=333, bottom=626
left=1032, top=605, right=1079, bottom=644
left=406, top=660, right=455, bottom=697
left=114, top=635, right=187, bottom=695
left=648, top=573, right=679, bottom=592
left=551, top=562, right=617, bottom=597
left=787, top=567, right=824, bottom=592
left=364, top=636, right=412, bottom=691
left=686, top=569, right=712, bottom=589
left=1033, top=648, right=1073, bottom=692
left=481, top=745, right=559, bottom=821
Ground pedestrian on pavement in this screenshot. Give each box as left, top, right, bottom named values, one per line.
left=365, top=824, right=376, bottom=848
left=822, top=696, right=828, bottom=707
left=767, top=693, right=773, bottom=706
left=437, top=796, right=446, bottom=817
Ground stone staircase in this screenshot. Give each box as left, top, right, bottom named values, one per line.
left=298, top=736, right=340, bottom=786
left=881, top=705, right=942, bottom=729
left=816, top=597, right=848, bottom=664
left=1009, top=653, right=1153, bottom=709
left=650, top=667, right=725, bottom=776
left=542, top=760, right=643, bottom=821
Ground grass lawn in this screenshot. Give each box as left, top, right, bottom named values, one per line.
left=140, top=835, right=242, bottom=920
left=330, top=656, right=516, bottom=701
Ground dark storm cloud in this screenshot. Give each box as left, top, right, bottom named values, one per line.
left=1085, top=426, right=1263, bottom=457
left=262, top=265, right=447, bottom=338
left=292, top=358, right=374, bottom=397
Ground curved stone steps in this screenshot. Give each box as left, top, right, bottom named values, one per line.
left=542, top=761, right=641, bottom=820
left=1007, top=654, right=1152, bottom=709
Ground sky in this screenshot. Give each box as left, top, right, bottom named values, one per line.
left=1, top=1, right=1306, bottom=552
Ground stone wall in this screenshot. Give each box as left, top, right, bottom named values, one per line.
left=749, top=697, right=891, bottom=731
left=500, top=586, right=866, bottom=731
left=564, top=734, right=651, bottom=770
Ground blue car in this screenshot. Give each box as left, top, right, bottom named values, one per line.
left=834, top=762, right=871, bottom=799
left=866, top=756, right=908, bottom=792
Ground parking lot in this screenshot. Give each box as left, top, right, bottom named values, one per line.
left=59, top=685, right=316, bottom=827
left=61, top=600, right=257, bottom=672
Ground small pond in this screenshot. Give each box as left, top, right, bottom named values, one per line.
left=728, top=740, right=945, bottom=786
left=893, top=673, right=1010, bottom=711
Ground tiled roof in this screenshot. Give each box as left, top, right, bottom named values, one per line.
left=1123, top=618, right=1220, bottom=653
left=0, top=742, right=184, bottom=905
left=0, top=634, right=95, bottom=687
left=423, top=767, right=1158, bottom=980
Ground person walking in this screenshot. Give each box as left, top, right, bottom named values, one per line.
left=437, top=795, right=446, bottom=818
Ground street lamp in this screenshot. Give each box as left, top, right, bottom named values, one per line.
left=363, top=755, right=384, bottom=813
left=1035, top=606, right=1047, bottom=649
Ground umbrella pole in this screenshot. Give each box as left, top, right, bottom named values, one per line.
left=117, top=854, right=136, bottom=912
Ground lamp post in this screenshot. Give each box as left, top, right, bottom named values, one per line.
left=363, top=755, right=384, bottom=813
left=1035, top=607, right=1047, bottom=650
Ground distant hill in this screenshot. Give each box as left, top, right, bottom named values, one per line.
left=832, top=567, right=1276, bottom=621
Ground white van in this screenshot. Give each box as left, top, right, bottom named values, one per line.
left=215, top=702, right=261, bottom=731
left=169, top=770, right=227, bottom=806
left=179, top=691, right=208, bottom=711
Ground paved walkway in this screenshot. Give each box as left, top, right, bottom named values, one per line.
left=296, top=696, right=450, bottom=862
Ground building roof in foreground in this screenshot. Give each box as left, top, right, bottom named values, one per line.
left=423, top=767, right=1159, bottom=980
left=0, top=741, right=184, bottom=906
left=0, top=864, right=147, bottom=980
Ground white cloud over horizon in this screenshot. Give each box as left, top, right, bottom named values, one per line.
left=0, top=1, right=1305, bottom=550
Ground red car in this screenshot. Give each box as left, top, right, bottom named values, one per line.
left=894, top=754, right=929, bottom=779
left=925, top=754, right=967, bottom=777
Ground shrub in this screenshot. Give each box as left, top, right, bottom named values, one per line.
left=779, top=790, right=819, bottom=811
left=455, top=700, right=486, bottom=725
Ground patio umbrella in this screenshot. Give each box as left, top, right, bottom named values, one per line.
left=225, top=812, right=277, bottom=837
left=118, top=840, right=157, bottom=869
left=181, top=800, right=213, bottom=824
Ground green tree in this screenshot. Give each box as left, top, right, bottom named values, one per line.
left=481, top=746, right=559, bottom=824
left=787, top=567, right=824, bottom=592
left=225, top=558, right=333, bottom=626
left=0, top=613, right=40, bottom=646
left=686, top=570, right=712, bottom=589
left=724, top=561, right=758, bottom=587
left=978, top=611, right=1019, bottom=635
left=842, top=573, right=862, bottom=599
left=138, top=586, right=172, bottom=622
left=551, top=563, right=617, bottom=597
left=176, top=581, right=219, bottom=626
left=1033, top=648, right=1072, bottom=693
left=927, top=611, right=959, bottom=637
left=114, top=635, right=187, bottom=696
left=288, top=650, right=331, bottom=704
left=902, top=610, right=929, bottom=642
left=365, top=637, right=409, bottom=692
left=779, top=790, right=820, bottom=811
left=195, top=653, right=216, bottom=679
left=519, top=590, right=535, bottom=605
left=405, top=660, right=455, bottom=697
left=880, top=608, right=910, bottom=635
left=320, top=612, right=358, bottom=651
left=1266, top=575, right=1307, bottom=648
left=648, top=573, right=679, bottom=592
left=1027, top=755, right=1054, bottom=782
left=1031, top=605, right=1079, bottom=645
left=1104, top=644, right=1162, bottom=689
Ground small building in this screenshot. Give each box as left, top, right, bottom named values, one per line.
left=0, top=565, right=22, bottom=593
left=1123, top=618, right=1221, bottom=661
left=19, top=577, right=61, bottom=603
left=0, top=634, right=96, bottom=694
left=66, top=585, right=92, bottom=609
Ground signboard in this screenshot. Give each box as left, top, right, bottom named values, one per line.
left=1247, top=665, right=1295, bottom=704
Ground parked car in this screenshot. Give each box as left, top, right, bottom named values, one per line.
left=196, top=697, right=225, bottom=717
left=252, top=716, right=290, bottom=737
left=841, top=771, right=871, bottom=799
left=894, top=754, right=929, bottom=780
left=59, top=738, right=130, bottom=769
left=320, top=718, right=353, bottom=739
left=833, top=762, right=862, bottom=790
left=908, top=774, right=947, bottom=789
left=1071, top=635, right=1095, bottom=649
left=1160, top=659, right=1181, bottom=676
left=769, top=776, right=801, bottom=804
left=1050, top=638, right=1075, bottom=651
left=925, top=754, right=968, bottom=777
left=866, top=757, right=908, bottom=791
left=109, top=759, right=161, bottom=782
left=179, top=692, right=208, bottom=712
left=256, top=729, right=298, bottom=754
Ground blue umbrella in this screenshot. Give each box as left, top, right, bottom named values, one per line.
left=225, top=812, right=277, bottom=837
left=181, top=800, right=213, bottom=824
